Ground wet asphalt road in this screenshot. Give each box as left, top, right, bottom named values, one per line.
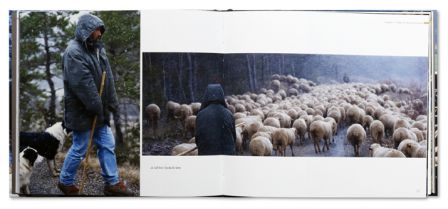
left=143, top=122, right=392, bottom=157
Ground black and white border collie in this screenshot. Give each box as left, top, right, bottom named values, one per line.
left=19, top=147, right=38, bottom=194
left=19, top=122, right=70, bottom=177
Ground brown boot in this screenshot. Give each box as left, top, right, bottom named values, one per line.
left=58, top=182, right=80, bottom=196
left=104, top=181, right=133, bottom=196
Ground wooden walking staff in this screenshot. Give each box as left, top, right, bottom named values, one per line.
left=78, top=71, right=107, bottom=195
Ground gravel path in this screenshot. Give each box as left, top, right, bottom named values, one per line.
left=27, top=158, right=139, bottom=196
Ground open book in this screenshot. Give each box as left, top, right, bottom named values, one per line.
left=10, top=10, right=437, bottom=197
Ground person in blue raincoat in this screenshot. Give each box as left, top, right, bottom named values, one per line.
left=58, top=14, right=131, bottom=196
left=195, top=84, right=237, bottom=155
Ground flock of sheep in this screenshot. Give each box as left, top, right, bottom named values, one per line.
left=145, top=73, right=428, bottom=158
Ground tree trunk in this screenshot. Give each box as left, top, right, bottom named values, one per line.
left=267, top=55, right=271, bottom=79
left=178, top=54, right=187, bottom=102
left=252, top=54, right=258, bottom=90
left=187, top=53, right=195, bottom=102
left=281, top=54, right=285, bottom=75
left=246, top=54, right=254, bottom=91
left=193, top=55, right=198, bottom=100
left=43, top=15, right=56, bottom=126
left=162, top=58, right=167, bottom=100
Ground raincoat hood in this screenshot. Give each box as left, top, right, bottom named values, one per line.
left=75, top=14, right=105, bottom=42
left=200, top=84, right=227, bottom=110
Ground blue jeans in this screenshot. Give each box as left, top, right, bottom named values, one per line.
left=59, top=125, right=119, bottom=186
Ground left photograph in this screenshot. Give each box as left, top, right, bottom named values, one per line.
left=14, top=11, right=140, bottom=196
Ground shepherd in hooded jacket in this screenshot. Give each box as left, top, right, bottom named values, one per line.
left=58, top=14, right=131, bottom=196
left=195, top=84, right=237, bottom=155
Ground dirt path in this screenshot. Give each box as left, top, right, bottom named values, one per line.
left=27, top=158, right=139, bottom=196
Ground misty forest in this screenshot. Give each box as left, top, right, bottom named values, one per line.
left=142, top=52, right=428, bottom=158
left=17, top=11, right=140, bottom=195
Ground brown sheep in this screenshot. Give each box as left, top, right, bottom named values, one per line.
left=327, top=109, right=341, bottom=128
left=369, top=143, right=406, bottom=158
left=393, top=127, right=417, bottom=148
left=275, top=113, right=292, bottom=128
left=397, top=139, right=421, bottom=157
left=393, top=119, right=410, bottom=132
left=235, top=126, right=244, bottom=155
left=292, top=118, right=307, bottom=145
left=263, top=117, right=281, bottom=128
left=250, top=109, right=265, bottom=120
left=323, top=117, right=337, bottom=141
left=370, top=120, right=385, bottom=145
left=233, top=112, right=247, bottom=120
left=271, top=128, right=296, bottom=156
left=190, top=102, right=201, bottom=115
left=412, top=146, right=427, bottom=158
left=166, top=101, right=180, bottom=122
left=411, top=128, right=424, bottom=142
left=249, top=136, right=273, bottom=156
left=346, top=124, right=366, bottom=157
left=174, top=104, right=193, bottom=124
left=251, top=131, right=272, bottom=141
left=379, top=114, right=397, bottom=138
left=235, top=103, right=246, bottom=113
left=362, top=115, right=374, bottom=131
left=411, top=121, right=426, bottom=131
left=310, top=120, right=333, bottom=154
left=347, top=106, right=364, bottom=125
left=184, top=115, right=196, bottom=139
left=145, top=104, right=161, bottom=136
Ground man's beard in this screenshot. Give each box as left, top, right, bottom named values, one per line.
left=85, top=36, right=100, bottom=51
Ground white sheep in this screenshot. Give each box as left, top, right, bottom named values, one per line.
left=171, top=143, right=198, bottom=156
left=379, top=114, right=397, bottom=138
left=310, top=120, right=333, bottom=153
left=235, top=126, right=244, bottom=155
left=292, top=118, right=307, bottom=145
left=145, top=104, right=161, bottom=136
left=184, top=115, right=196, bottom=139
left=362, top=115, right=373, bottom=131
left=263, top=117, right=281, bottom=128
left=346, top=105, right=364, bottom=124
left=174, top=104, right=193, bottom=124
left=369, top=143, right=406, bottom=158
left=346, top=124, right=366, bottom=157
left=397, top=139, right=421, bottom=158
left=166, top=101, right=180, bottom=122
left=393, top=118, right=410, bottom=131
left=249, top=136, right=273, bottom=156
left=190, top=102, right=202, bottom=115
left=392, top=127, right=417, bottom=148
left=369, top=120, right=385, bottom=145
left=272, top=128, right=296, bottom=156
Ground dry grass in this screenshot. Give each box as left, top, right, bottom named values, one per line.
left=119, top=165, right=140, bottom=185
left=57, top=151, right=140, bottom=184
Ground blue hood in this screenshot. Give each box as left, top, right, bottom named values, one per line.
left=75, top=14, right=105, bottom=42
left=200, top=84, right=227, bottom=110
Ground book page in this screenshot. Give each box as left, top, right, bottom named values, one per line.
left=220, top=11, right=430, bottom=197
left=140, top=10, right=224, bottom=196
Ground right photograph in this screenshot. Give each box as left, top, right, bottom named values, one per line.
left=142, top=52, right=428, bottom=158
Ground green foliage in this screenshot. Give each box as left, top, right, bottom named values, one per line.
left=93, top=11, right=140, bottom=165
left=94, top=11, right=140, bottom=102
left=19, top=11, right=77, bottom=131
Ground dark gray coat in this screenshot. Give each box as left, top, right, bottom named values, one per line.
left=63, top=14, right=118, bottom=132
left=195, top=84, right=236, bottom=155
